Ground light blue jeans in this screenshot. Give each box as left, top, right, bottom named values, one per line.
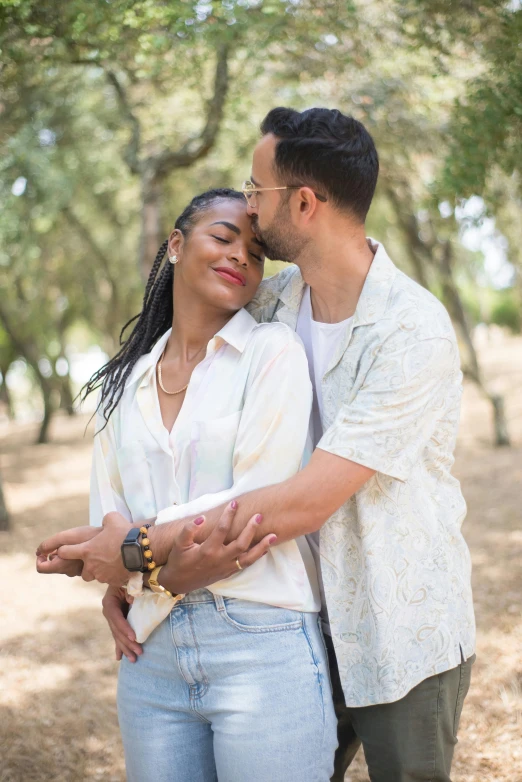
left=117, top=589, right=337, bottom=782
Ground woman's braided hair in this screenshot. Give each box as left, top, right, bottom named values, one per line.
left=82, top=188, right=246, bottom=426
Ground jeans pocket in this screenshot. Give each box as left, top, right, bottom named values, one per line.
left=220, top=598, right=303, bottom=633
left=317, top=619, right=334, bottom=693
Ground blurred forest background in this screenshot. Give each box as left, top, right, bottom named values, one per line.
left=0, top=3, right=521, bottom=781
left=0, top=0, right=521, bottom=455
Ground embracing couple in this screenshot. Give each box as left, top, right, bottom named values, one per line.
left=37, top=107, right=476, bottom=782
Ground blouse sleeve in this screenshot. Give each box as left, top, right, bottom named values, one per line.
left=89, top=404, right=132, bottom=526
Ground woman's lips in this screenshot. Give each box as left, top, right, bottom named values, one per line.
left=212, top=267, right=246, bottom=286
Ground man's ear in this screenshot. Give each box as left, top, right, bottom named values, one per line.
left=167, top=229, right=184, bottom=259
left=297, top=187, right=320, bottom=223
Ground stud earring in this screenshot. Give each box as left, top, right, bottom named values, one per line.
left=169, top=255, right=178, bottom=264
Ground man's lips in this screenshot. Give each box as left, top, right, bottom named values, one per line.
left=212, top=267, right=246, bottom=286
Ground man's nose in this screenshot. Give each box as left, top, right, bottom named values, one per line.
left=246, top=202, right=257, bottom=216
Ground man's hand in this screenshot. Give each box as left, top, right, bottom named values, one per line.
left=159, top=501, right=277, bottom=595
left=37, top=513, right=133, bottom=585
left=102, top=585, right=143, bottom=663
left=36, top=526, right=100, bottom=576
left=56, top=512, right=133, bottom=585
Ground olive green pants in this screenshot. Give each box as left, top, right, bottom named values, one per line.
left=325, top=636, right=475, bottom=782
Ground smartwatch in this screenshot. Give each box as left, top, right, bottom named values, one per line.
left=121, top=527, right=145, bottom=572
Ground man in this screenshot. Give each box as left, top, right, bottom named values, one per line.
left=38, top=107, right=475, bottom=781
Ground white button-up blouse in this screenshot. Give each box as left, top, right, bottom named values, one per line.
left=90, top=308, right=320, bottom=640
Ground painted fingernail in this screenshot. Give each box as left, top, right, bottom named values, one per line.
left=269, top=535, right=277, bottom=544
left=230, top=500, right=238, bottom=510
left=194, top=516, right=205, bottom=526
left=255, top=514, right=263, bottom=524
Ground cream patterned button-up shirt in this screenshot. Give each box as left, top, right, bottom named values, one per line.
left=247, top=241, right=476, bottom=707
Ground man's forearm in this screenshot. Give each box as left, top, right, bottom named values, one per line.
left=147, top=476, right=317, bottom=564
left=224, top=450, right=373, bottom=544
left=148, top=449, right=374, bottom=559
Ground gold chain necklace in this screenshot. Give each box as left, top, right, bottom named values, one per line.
left=157, top=349, right=189, bottom=396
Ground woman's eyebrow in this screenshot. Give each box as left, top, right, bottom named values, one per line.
left=210, top=220, right=240, bottom=234
left=210, top=219, right=264, bottom=250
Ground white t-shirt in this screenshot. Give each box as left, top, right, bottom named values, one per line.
left=297, top=285, right=353, bottom=634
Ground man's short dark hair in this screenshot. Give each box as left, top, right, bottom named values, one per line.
left=260, top=107, right=379, bottom=222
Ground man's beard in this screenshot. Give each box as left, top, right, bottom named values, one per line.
left=252, top=206, right=310, bottom=264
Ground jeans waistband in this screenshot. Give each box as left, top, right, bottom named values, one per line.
left=180, top=589, right=219, bottom=605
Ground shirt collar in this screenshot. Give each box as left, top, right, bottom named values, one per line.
left=125, top=308, right=258, bottom=390
left=209, top=306, right=258, bottom=354
left=352, top=240, right=397, bottom=327
left=276, top=239, right=397, bottom=328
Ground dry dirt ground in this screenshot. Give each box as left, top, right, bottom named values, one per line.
left=0, top=334, right=521, bottom=782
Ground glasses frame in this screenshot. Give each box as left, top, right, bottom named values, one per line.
left=241, top=180, right=327, bottom=208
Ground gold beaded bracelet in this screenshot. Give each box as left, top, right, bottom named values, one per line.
left=139, top=524, right=156, bottom=572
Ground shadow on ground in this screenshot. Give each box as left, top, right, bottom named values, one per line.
left=0, top=607, right=125, bottom=782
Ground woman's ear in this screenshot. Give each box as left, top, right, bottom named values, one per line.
left=167, top=229, right=183, bottom=261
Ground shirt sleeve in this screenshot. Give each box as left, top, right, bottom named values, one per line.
left=155, top=331, right=313, bottom=524
left=317, top=333, right=460, bottom=482
left=89, top=405, right=132, bottom=527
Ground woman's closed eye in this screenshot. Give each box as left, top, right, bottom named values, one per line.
left=212, top=234, right=264, bottom=264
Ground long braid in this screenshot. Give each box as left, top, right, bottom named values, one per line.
left=118, top=238, right=168, bottom=346
left=82, top=188, right=245, bottom=427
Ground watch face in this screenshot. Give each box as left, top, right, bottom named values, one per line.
left=122, top=543, right=143, bottom=571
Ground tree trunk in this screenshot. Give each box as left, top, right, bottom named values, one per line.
left=439, top=241, right=481, bottom=382
left=59, top=376, right=75, bottom=416
left=386, top=187, right=511, bottom=447
left=58, top=370, right=75, bottom=416
left=0, top=470, right=9, bottom=531
left=439, top=241, right=511, bottom=446
left=490, top=394, right=511, bottom=447
left=36, top=375, right=55, bottom=444
left=107, top=43, right=233, bottom=280
left=0, top=365, right=14, bottom=419
left=140, top=174, right=164, bottom=280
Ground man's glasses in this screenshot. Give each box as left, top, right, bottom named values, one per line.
left=241, top=180, right=327, bottom=209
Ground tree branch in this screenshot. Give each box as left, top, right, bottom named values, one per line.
left=149, top=41, right=232, bottom=176
left=61, top=206, right=122, bottom=342
left=105, top=69, right=142, bottom=174
left=384, top=183, right=433, bottom=289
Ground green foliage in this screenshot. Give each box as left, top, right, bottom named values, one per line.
left=490, top=289, right=522, bottom=334
left=0, top=0, right=520, bottom=437
left=399, top=0, right=522, bottom=203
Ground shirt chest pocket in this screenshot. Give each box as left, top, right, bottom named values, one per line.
left=116, top=441, right=157, bottom=522
left=188, top=410, right=242, bottom=496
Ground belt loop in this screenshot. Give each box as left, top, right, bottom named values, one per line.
left=213, top=593, right=225, bottom=612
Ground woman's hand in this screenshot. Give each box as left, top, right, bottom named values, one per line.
left=102, top=585, right=143, bottom=663
left=159, top=501, right=276, bottom=595
left=36, top=552, right=84, bottom=577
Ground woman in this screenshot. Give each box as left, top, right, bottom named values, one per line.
left=74, top=189, right=335, bottom=781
